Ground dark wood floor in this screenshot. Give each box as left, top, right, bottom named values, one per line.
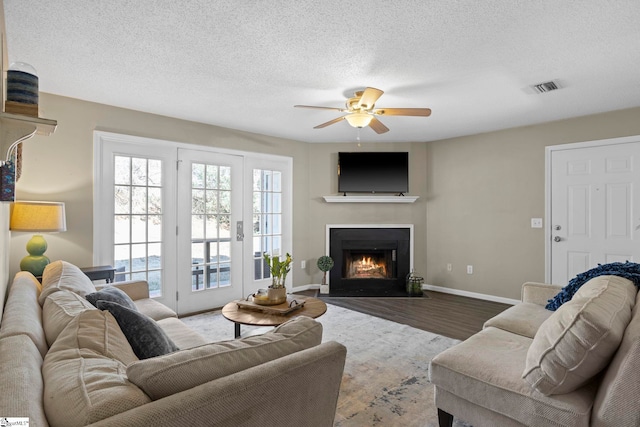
left=295, top=289, right=512, bottom=341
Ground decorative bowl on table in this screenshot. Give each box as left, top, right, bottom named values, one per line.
left=252, top=288, right=287, bottom=305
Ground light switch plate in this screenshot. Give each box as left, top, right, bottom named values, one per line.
left=531, top=218, right=543, bottom=228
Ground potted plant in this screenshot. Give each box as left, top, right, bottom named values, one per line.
left=317, top=255, right=334, bottom=294
left=263, top=252, right=292, bottom=303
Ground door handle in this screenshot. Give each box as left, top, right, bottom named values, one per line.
left=236, top=221, right=244, bottom=241
left=553, top=236, right=562, bottom=242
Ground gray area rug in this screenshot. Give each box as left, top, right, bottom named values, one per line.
left=182, top=303, right=470, bottom=427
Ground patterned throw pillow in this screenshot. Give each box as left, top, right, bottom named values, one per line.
left=96, top=300, right=179, bottom=359
left=86, top=286, right=138, bottom=311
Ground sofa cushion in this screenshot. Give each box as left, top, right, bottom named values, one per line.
left=86, top=285, right=138, bottom=311
left=484, top=302, right=553, bottom=339
left=523, top=275, right=636, bottom=395
left=127, top=315, right=322, bottom=400
left=96, top=300, right=179, bottom=359
left=43, top=290, right=96, bottom=346
left=0, top=272, right=48, bottom=357
left=44, top=354, right=150, bottom=427
left=134, top=297, right=178, bottom=321
left=591, top=289, right=640, bottom=426
left=39, top=260, right=96, bottom=305
left=0, top=335, right=48, bottom=426
left=48, top=308, right=138, bottom=365
left=156, top=317, right=209, bottom=349
left=43, top=310, right=149, bottom=427
left=430, top=326, right=597, bottom=427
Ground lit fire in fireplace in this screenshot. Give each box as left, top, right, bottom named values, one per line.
left=348, top=255, right=388, bottom=279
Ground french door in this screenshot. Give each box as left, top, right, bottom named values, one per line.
left=94, top=132, right=292, bottom=315
left=547, top=136, right=640, bottom=284
left=94, top=137, right=178, bottom=310
left=176, top=149, right=244, bottom=312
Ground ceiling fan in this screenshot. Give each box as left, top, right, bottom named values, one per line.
left=294, top=87, right=431, bottom=134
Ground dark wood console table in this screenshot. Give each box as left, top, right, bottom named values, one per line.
left=80, top=265, right=116, bottom=283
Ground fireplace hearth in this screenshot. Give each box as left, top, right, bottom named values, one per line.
left=328, top=226, right=412, bottom=297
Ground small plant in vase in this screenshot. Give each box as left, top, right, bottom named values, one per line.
left=262, top=252, right=292, bottom=304
left=317, top=255, right=334, bottom=294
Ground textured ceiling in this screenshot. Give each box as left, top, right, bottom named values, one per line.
left=4, top=0, right=640, bottom=143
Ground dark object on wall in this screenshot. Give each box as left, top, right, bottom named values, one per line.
left=338, top=152, right=409, bottom=194
left=0, top=161, right=16, bottom=201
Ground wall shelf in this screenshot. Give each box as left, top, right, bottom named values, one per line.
left=0, top=111, right=57, bottom=136
left=323, top=195, right=419, bottom=204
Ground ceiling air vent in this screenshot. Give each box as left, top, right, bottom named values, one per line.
left=531, top=80, right=560, bottom=94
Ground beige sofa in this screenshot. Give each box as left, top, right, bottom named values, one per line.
left=0, top=260, right=347, bottom=427
left=430, top=275, right=640, bottom=427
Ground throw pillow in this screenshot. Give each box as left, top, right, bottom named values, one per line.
left=523, top=275, right=636, bottom=395
left=96, top=300, right=179, bottom=359
left=86, top=286, right=138, bottom=311
left=127, top=316, right=322, bottom=400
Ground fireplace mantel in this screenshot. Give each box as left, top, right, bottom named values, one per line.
left=323, top=195, right=419, bottom=203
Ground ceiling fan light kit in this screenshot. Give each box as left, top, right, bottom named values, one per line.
left=295, top=87, right=431, bottom=135
left=345, top=112, right=373, bottom=128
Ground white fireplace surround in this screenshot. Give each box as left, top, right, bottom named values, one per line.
left=325, top=224, right=414, bottom=286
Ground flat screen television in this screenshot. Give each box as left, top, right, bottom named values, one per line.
left=338, top=152, right=409, bottom=194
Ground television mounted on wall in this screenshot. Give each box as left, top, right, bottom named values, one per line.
left=338, top=152, right=409, bottom=195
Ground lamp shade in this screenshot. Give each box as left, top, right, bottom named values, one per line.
left=10, top=201, right=67, bottom=232
left=345, top=112, right=373, bottom=128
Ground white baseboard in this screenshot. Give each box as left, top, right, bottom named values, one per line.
left=293, top=283, right=520, bottom=306
left=422, top=284, right=519, bottom=306
left=292, top=284, right=320, bottom=293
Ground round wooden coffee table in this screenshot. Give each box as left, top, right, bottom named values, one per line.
left=222, top=295, right=327, bottom=338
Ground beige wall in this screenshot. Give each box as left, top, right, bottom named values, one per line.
left=425, top=107, right=640, bottom=299
left=6, top=91, right=640, bottom=303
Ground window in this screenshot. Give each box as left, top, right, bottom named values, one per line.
left=113, top=155, right=163, bottom=296
left=253, top=169, right=283, bottom=280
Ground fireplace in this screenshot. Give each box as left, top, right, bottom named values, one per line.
left=327, top=225, right=412, bottom=296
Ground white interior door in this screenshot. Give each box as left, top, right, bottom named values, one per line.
left=548, top=138, right=640, bottom=284
left=176, top=149, right=244, bottom=314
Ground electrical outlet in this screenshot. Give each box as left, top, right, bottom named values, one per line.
left=447, top=263, right=452, bottom=272
left=531, top=218, right=543, bottom=228
left=301, top=260, right=306, bottom=269
left=467, top=265, right=473, bottom=274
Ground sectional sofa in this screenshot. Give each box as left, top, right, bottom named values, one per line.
left=0, top=260, right=347, bottom=426
left=430, top=275, right=640, bottom=427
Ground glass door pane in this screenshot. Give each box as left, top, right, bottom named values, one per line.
left=113, top=155, right=164, bottom=297
left=253, top=169, right=283, bottom=280
left=190, top=164, right=232, bottom=290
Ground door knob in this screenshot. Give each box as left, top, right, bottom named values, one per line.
left=554, top=236, right=562, bottom=242
left=554, top=225, right=561, bottom=231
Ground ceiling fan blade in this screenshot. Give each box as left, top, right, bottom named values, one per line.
left=368, top=117, right=390, bottom=134
left=373, top=108, right=432, bottom=117
left=314, top=116, right=346, bottom=129
left=294, top=105, right=346, bottom=112
left=357, top=87, right=384, bottom=110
